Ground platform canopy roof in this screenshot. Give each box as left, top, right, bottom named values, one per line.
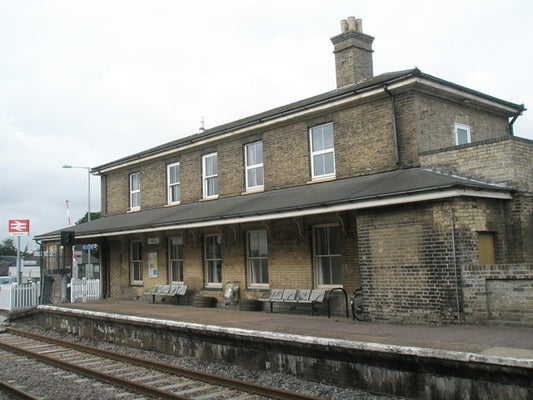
left=35, top=168, right=511, bottom=242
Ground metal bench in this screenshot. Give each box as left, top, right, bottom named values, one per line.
left=144, top=284, right=188, bottom=305
left=297, top=289, right=326, bottom=315
left=258, top=288, right=284, bottom=312
left=258, top=289, right=326, bottom=314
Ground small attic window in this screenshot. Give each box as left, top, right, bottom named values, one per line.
left=455, top=123, right=471, bottom=145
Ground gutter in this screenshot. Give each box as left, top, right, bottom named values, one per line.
left=509, top=104, right=526, bottom=136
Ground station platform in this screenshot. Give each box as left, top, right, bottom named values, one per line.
left=43, top=299, right=533, bottom=363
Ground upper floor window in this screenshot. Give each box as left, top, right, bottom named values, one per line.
left=130, top=240, right=142, bottom=284
left=310, top=123, right=335, bottom=180
left=129, top=172, right=140, bottom=210
left=314, top=225, right=342, bottom=287
left=169, top=236, right=183, bottom=283
left=245, top=141, right=264, bottom=190
left=247, top=230, right=269, bottom=287
left=202, top=153, right=218, bottom=198
left=455, top=123, right=471, bottom=145
left=167, top=162, right=181, bottom=204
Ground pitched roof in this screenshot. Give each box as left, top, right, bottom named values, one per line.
left=35, top=168, right=511, bottom=241
left=92, top=69, right=524, bottom=173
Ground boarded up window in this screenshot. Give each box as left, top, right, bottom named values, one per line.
left=478, top=232, right=495, bottom=264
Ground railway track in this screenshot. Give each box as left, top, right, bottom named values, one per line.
left=0, top=327, right=321, bottom=400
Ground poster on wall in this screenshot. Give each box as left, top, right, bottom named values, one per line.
left=148, top=252, right=158, bottom=277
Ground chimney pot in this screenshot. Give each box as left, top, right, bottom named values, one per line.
left=347, top=16, right=356, bottom=31
left=340, top=19, right=348, bottom=33
left=355, top=18, right=363, bottom=32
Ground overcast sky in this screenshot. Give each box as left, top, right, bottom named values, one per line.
left=1, top=0, right=532, bottom=251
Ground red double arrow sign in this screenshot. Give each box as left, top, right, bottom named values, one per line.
left=8, top=219, right=30, bottom=236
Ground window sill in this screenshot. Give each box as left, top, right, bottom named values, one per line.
left=317, top=285, right=344, bottom=290
left=127, top=208, right=141, bottom=213
left=245, top=287, right=269, bottom=292
left=307, top=176, right=336, bottom=184
left=165, top=202, right=181, bottom=207
left=200, top=195, right=219, bottom=201
left=202, top=286, right=222, bottom=291
left=241, top=188, right=264, bottom=195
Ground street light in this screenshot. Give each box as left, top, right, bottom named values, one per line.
left=62, top=164, right=92, bottom=279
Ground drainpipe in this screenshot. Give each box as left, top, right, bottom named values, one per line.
left=384, top=86, right=400, bottom=166
left=509, top=104, right=525, bottom=136
left=450, top=207, right=462, bottom=322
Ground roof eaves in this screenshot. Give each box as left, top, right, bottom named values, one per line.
left=415, top=71, right=524, bottom=112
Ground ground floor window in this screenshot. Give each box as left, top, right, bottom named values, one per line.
left=169, top=236, right=183, bottom=283
left=247, top=230, right=269, bottom=287
left=130, top=240, right=142, bottom=284
left=314, top=225, right=342, bottom=287
left=204, top=234, right=222, bottom=286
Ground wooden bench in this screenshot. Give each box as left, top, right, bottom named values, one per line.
left=258, top=289, right=326, bottom=314
left=144, top=284, right=188, bottom=305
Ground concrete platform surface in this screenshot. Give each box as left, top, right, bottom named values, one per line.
left=46, top=299, right=533, bottom=362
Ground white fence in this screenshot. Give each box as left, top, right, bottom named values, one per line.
left=0, top=283, right=40, bottom=311
left=70, top=278, right=100, bottom=303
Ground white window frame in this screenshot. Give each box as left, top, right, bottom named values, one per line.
left=245, top=141, right=264, bottom=191
left=310, top=123, right=335, bottom=180
left=129, top=172, right=141, bottom=211
left=247, top=230, right=269, bottom=288
left=130, top=240, right=142, bottom=284
left=313, top=224, right=342, bottom=288
left=455, top=123, right=471, bottom=145
left=167, top=162, right=181, bottom=204
left=202, top=153, right=218, bottom=199
left=204, top=234, right=222, bottom=287
left=169, top=236, right=183, bottom=283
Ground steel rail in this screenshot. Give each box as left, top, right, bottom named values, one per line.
left=0, top=380, right=42, bottom=400
left=6, top=327, right=321, bottom=400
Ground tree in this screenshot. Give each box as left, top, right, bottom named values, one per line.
left=0, top=238, right=17, bottom=256
left=75, top=211, right=101, bottom=225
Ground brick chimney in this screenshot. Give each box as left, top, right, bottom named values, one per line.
left=331, top=17, right=374, bottom=87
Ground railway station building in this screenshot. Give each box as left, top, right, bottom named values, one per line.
left=36, top=17, right=533, bottom=325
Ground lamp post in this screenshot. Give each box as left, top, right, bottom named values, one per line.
left=62, top=165, right=92, bottom=279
